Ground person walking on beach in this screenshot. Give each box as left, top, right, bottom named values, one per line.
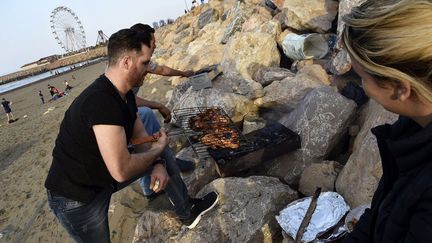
left=64, top=80, right=73, bottom=93
left=45, top=28, right=218, bottom=242
left=1, top=98, right=15, bottom=123
left=38, top=91, right=45, bottom=104
left=130, top=23, right=196, bottom=199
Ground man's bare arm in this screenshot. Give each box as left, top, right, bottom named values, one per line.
left=135, top=96, right=164, bottom=109
left=130, top=113, right=170, bottom=192
left=135, top=96, right=172, bottom=123
left=151, top=65, right=194, bottom=77
left=93, top=119, right=167, bottom=182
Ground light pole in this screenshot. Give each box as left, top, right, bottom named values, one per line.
left=183, top=0, right=189, bottom=12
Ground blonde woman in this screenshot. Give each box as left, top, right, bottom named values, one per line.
left=342, top=0, right=432, bottom=242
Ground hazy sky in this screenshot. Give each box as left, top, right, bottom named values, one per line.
left=0, top=0, right=191, bottom=75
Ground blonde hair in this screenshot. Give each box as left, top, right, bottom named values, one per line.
left=342, top=0, right=432, bottom=103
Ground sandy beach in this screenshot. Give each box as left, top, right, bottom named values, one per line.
left=0, top=60, right=170, bottom=242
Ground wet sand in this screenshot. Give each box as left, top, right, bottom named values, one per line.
left=0, top=60, right=173, bottom=242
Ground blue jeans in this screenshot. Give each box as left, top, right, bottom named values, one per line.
left=47, top=167, right=192, bottom=242
left=137, top=106, right=191, bottom=217
left=47, top=189, right=111, bottom=243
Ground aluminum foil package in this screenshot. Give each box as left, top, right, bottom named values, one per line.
left=276, top=192, right=350, bottom=242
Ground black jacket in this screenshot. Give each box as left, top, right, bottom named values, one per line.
left=343, top=117, right=432, bottom=243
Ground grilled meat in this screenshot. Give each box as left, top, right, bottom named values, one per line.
left=189, top=108, right=230, bottom=131
left=200, top=127, right=240, bottom=149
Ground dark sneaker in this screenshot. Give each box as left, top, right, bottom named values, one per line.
left=176, top=158, right=196, bottom=173
left=145, top=190, right=166, bottom=202
left=181, top=191, right=219, bottom=229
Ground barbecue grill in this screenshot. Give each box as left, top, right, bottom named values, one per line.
left=172, top=106, right=301, bottom=176
left=172, top=107, right=250, bottom=159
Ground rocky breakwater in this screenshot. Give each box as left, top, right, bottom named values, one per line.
left=129, top=0, right=397, bottom=241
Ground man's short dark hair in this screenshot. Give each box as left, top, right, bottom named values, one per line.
left=130, top=23, right=155, bottom=34
left=107, top=28, right=152, bottom=66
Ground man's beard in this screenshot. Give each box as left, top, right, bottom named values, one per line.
left=133, top=74, right=146, bottom=87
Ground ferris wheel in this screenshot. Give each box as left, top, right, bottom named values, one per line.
left=50, top=6, right=86, bottom=52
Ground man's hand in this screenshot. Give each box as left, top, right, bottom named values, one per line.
left=158, top=105, right=172, bottom=123
left=154, top=128, right=169, bottom=148
left=150, top=164, right=169, bottom=193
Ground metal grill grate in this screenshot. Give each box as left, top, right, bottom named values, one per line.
left=172, top=107, right=250, bottom=159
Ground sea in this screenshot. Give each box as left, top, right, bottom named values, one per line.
left=0, top=58, right=104, bottom=94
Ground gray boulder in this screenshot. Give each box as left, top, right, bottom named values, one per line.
left=133, top=176, right=298, bottom=242
left=252, top=67, right=295, bottom=87
left=266, top=86, right=357, bottom=185
left=221, top=32, right=280, bottom=81
left=242, top=115, right=267, bottom=134
left=173, top=30, right=191, bottom=45
left=299, top=160, right=343, bottom=196
left=213, top=74, right=265, bottom=99
left=336, top=101, right=398, bottom=207
left=170, top=87, right=257, bottom=123
left=255, top=64, right=329, bottom=111
left=176, top=146, right=219, bottom=196
left=330, top=0, right=366, bottom=75
left=175, top=23, right=190, bottom=34
left=281, top=0, right=339, bottom=33
left=198, top=8, right=220, bottom=29
left=221, top=2, right=251, bottom=44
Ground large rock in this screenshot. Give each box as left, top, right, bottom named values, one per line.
left=164, top=22, right=225, bottom=85
left=170, top=42, right=224, bottom=86
left=336, top=101, right=398, bottom=207
left=170, top=87, right=257, bottom=123
left=255, top=64, right=329, bottom=111
left=241, top=11, right=272, bottom=33
left=173, top=30, right=192, bottom=45
left=266, top=86, right=357, bottom=185
left=330, top=0, right=365, bottom=75
left=213, top=74, right=265, bottom=99
left=330, top=49, right=352, bottom=75
left=299, top=160, right=343, bottom=196
left=336, top=0, right=366, bottom=47
left=176, top=146, right=219, bottom=196
left=242, top=115, right=267, bottom=134
left=267, top=0, right=284, bottom=9
left=133, top=176, right=298, bottom=242
left=175, top=23, right=190, bottom=34
left=192, top=21, right=226, bottom=48
left=281, top=0, right=339, bottom=33
left=221, top=32, right=280, bottom=81
left=133, top=211, right=182, bottom=243
left=258, top=20, right=282, bottom=39
left=242, top=12, right=282, bottom=40
left=252, top=66, right=295, bottom=87
left=220, top=2, right=251, bottom=44
left=277, top=29, right=293, bottom=46
left=166, top=82, right=192, bottom=109
left=197, top=8, right=220, bottom=29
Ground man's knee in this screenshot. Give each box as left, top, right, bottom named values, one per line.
left=138, top=107, right=155, bottom=122
left=138, top=106, right=161, bottom=134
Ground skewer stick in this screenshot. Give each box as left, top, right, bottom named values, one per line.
left=295, top=187, right=322, bottom=243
